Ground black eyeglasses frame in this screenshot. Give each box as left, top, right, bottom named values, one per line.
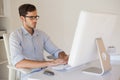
left=24, top=15, right=39, bottom=20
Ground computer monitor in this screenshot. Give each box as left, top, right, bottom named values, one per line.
left=68, top=10, right=120, bottom=68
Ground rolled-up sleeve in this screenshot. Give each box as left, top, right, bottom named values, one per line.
left=42, top=32, right=63, bottom=58
left=9, top=32, right=25, bottom=66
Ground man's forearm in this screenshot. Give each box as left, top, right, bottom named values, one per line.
left=15, top=59, right=53, bottom=69
left=15, top=58, right=68, bottom=69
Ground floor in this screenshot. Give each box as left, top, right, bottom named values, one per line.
left=0, top=62, right=8, bottom=80
left=0, top=40, right=8, bottom=80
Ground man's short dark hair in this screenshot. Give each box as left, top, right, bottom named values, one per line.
left=19, top=4, right=36, bottom=17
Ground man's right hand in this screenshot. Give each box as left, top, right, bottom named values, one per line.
left=50, top=58, right=67, bottom=66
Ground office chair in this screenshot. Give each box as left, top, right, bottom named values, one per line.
left=3, top=33, right=32, bottom=80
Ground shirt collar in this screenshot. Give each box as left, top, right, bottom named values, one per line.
left=21, top=26, right=39, bottom=37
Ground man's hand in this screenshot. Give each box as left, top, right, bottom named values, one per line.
left=58, top=51, right=69, bottom=64
left=52, top=58, right=67, bottom=65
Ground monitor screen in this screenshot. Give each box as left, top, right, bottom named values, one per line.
left=68, top=11, right=120, bottom=67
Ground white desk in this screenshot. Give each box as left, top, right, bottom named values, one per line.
left=28, top=60, right=120, bottom=80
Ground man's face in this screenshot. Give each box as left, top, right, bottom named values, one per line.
left=21, top=10, right=39, bottom=30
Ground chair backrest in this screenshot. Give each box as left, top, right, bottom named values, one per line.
left=3, top=33, right=32, bottom=80
left=3, top=33, right=17, bottom=80
left=3, top=33, right=11, bottom=65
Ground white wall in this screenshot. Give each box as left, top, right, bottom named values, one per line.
left=6, top=0, right=120, bottom=54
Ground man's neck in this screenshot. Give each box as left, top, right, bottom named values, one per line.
left=24, top=26, right=34, bottom=35
left=28, top=29, right=34, bottom=35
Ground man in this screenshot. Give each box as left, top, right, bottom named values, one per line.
left=9, top=3, right=68, bottom=79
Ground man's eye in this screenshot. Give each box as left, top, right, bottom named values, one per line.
left=25, top=15, right=39, bottom=20
left=29, top=16, right=34, bottom=19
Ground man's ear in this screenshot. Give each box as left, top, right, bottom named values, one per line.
left=20, top=16, right=25, bottom=21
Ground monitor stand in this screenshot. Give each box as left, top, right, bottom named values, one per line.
left=82, top=38, right=111, bottom=76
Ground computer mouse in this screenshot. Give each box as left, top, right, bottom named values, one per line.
left=43, top=70, right=55, bottom=76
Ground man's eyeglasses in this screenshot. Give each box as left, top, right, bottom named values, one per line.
left=25, top=15, right=39, bottom=20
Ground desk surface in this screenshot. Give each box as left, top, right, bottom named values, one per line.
left=28, top=61, right=120, bottom=80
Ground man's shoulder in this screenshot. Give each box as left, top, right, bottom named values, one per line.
left=35, top=29, right=47, bottom=35
left=11, top=28, right=21, bottom=33
left=10, top=28, right=23, bottom=38
left=35, top=29, right=44, bottom=33
left=35, top=29, right=49, bottom=39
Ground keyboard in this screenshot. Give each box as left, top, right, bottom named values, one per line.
left=52, top=64, right=72, bottom=71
